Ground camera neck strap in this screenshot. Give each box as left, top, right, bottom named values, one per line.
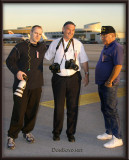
left=60, top=38, right=74, bottom=65
left=26, top=40, right=39, bottom=71
left=53, top=37, right=76, bottom=67
left=52, top=38, right=62, bottom=64
left=62, top=38, right=73, bottom=53
left=27, top=42, right=31, bottom=71
left=61, top=38, right=76, bottom=61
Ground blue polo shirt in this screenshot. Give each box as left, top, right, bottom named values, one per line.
left=95, top=40, right=123, bottom=85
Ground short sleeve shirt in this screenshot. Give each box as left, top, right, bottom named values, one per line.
left=95, top=40, right=123, bottom=85
left=45, top=38, right=88, bottom=76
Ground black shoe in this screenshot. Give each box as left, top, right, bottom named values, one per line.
left=53, top=134, right=60, bottom=141
left=7, top=137, right=15, bottom=150
left=67, top=135, right=75, bottom=142
left=23, top=133, right=35, bottom=143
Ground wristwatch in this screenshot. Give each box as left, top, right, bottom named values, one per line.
left=85, top=72, right=89, bottom=75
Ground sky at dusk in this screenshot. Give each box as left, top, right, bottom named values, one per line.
left=3, top=3, right=126, bottom=33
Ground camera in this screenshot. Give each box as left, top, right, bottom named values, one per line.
left=49, top=63, right=61, bottom=73
left=65, top=59, right=79, bottom=71
left=14, top=75, right=28, bottom=97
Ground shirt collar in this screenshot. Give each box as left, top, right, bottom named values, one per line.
left=104, top=40, right=116, bottom=49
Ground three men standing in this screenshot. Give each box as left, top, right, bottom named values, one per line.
left=6, top=24, right=124, bottom=150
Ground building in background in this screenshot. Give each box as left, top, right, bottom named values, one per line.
left=45, top=22, right=125, bottom=44
left=3, top=23, right=125, bottom=44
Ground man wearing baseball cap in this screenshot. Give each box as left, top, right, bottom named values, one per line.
left=95, top=26, right=124, bottom=148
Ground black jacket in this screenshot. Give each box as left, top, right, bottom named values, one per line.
left=6, top=40, right=47, bottom=90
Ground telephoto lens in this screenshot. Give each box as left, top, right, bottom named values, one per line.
left=14, top=75, right=28, bottom=98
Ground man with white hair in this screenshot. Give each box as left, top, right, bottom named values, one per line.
left=95, top=26, right=124, bottom=148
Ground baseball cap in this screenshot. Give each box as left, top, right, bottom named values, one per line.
left=63, top=21, right=76, bottom=27
left=97, top=26, right=116, bottom=35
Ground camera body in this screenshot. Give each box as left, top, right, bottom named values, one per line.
left=65, top=59, right=79, bottom=71
left=49, top=63, right=61, bottom=73
left=14, top=75, right=28, bottom=98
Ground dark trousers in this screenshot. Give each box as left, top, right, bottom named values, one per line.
left=98, top=84, right=122, bottom=138
left=52, top=72, right=82, bottom=136
left=8, top=87, right=42, bottom=139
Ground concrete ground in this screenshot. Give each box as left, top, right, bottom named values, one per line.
left=2, top=44, right=127, bottom=159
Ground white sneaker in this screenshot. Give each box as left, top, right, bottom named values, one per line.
left=97, top=133, right=112, bottom=140
left=104, top=136, right=123, bottom=148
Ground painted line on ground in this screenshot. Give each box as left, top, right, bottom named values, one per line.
left=40, top=88, right=125, bottom=109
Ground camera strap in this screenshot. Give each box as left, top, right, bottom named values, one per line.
left=60, top=38, right=73, bottom=65
left=62, top=38, right=73, bottom=53
left=62, top=38, right=76, bottom=61
left=52, top=38, right=75, bottom=66
left=71, top=39, right=76, bottom=62
left=52, top=38, right=62, bottom=64
left=56, top=38, right=63, bottom=51
left=27, top=42, right=31, bottom=71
